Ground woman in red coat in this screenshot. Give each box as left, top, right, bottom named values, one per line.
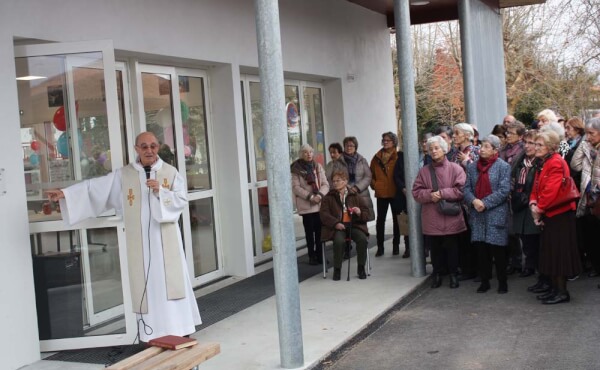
left=530, top=130, right=581, bottom=304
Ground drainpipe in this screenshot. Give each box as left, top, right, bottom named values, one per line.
left=393, top=0, right=426, bottom=277
left=254, top=0, right=304, bottom=368
left=458, top=0, right=478, bottom=127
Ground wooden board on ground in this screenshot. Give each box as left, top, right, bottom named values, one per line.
left=106, top=342, right=220, bottom=370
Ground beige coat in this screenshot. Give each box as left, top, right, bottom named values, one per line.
left=571, top=140, right=600, bottom=217
left=291, top=160, right=330, bottom=215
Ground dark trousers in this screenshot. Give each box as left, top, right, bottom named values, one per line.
left=458, top=211, right=477, bottom=275
left=507, top=234, right=523, bottom=269
left=578, top=215, right=600, bottom=272
left=302, top=212, right=322, bottom=260
left=519, top=233, right=540, bottom=271
left=332, top=228, right=368, bottom=269
left=476, top=242, right=507, bottom=282
left=426, top=234, right=459, bottom=275
left=376, top=197, right=400, bottom=248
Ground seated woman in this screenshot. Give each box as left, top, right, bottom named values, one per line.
left=320, top=171, right=370, bottom=280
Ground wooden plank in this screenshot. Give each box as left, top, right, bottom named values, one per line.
left=106, top=347, right=164, bottom=370
left=129, top=349, right=185, bottom=370
left=154, top=342, right=221, bottom=370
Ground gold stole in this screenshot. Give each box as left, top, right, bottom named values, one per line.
left=121, top=163, right=186, bottom=314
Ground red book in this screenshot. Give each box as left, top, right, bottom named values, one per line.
left=148, top=335, right=197, bottom=350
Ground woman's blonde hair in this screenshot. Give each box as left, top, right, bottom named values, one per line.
left=536, top=130, right=560, bottom=152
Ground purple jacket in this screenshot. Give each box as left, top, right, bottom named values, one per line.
left=412, top=158, right=467, bottom=236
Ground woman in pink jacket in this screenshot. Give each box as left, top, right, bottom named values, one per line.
left=412, top=135, right=467, bottom=289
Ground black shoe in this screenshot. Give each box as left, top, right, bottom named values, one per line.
left=518, top=269, right=535, bottom=278
left=309, top=256, right=318, bottom=266
left=498, top=281, right=508, bottom=294
left=431, top=274, right=442, bottom=288
left=358, top=265, right=367, bottom=280
left=449, top=274, right=459, bottom=289
left=477, top=280, right=490, bottom=293
left=393, top=245, right=400, bottom=255
left=542, top=292, right=570, bottom=304
left=375, top=247, right=384, bottom=257
left=588, top=271, right=599, bottom=278
left=343, top=250, right=350, bottom=260
left=567, top=274, right=579, bottom=281
left=536, top=289, right=556, bottom=300
left=457, top=273, right=477, bottom=281
left=532, top=284, right=551, bottom=294
left=402, top=248, right=410, bottom=258
left=333, top=268, right=341, bottom=281
left=527, top=280, right=543, bottom=292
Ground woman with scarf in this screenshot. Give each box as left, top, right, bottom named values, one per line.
left=291, top=144, right=330, bottom=265
left=370, top=132, right=400, bottom=257
left=464, top=135, right=511, bottom=294
left=342, top=136, right=374, bottom=221
left=530, top=130, right=581, bottom=304
left=320, top=170, right=370, bottom=280
left=450, top=123, right=480, bottom=169
left=511, top=130, right=542, bottom=282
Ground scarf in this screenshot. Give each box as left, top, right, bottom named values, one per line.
left=343, top=152, right=358, bottom=184
left=568, top=136, right=581, bottom=150
left=517, top=156, right=534, bottom=186
left=475, top=153, right=498, bottom=199
left=303, top=160, right=319, bottom=193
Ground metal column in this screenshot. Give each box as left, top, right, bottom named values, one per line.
left=459, top=0, right=478, bottom=128
left=393, top=0, right=426, bottom=277
left=253, top=0, right=304, bottom=368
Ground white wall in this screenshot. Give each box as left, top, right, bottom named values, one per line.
left=0, top=0, right=397, bottom=367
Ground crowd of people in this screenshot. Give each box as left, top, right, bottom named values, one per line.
left=293, top=110, right=600, bottom=305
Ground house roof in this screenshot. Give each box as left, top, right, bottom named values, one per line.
left=346, top=0, right=546, bottom=26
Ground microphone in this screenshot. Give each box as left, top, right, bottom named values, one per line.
left=144, top=166, right=152, bottom=189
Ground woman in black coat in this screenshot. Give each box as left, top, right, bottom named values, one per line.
left=393, top=151, right=409, bottom=257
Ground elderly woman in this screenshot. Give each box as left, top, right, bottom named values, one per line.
left=320, top=171, right=370, bottom=280
left=491, top=125, right=507, bottom=148
left=412, top=135, right=467, bottom=289
left=500, top=121, right=526, bottom=165
left=342, top=136, right=374, bottom=222
left=571, top=117, right=600, bottom=278
left=511, top=130, right=542, bottom=280
left=464, top=135, right=511, bottom=294
left=565, top=117, right=585, bottom=187
left=291, top=144, right=330, bottom=265
left=530, top=130, right=581, bottom=304
left=325, top=142, right=346, bottom=184
left=370, top=132, right=400, bottom=257
left=451, top=123, right=480, bottom=169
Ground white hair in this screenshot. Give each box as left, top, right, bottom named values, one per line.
left=453, top=123, right=475, bottom=140
left=540, top=121, right=565, bottom=140
left=427, top=135, right=449, bottom=154
left=586, top=117, right=600, bottom=131
left=537, top=109, right=558, bottom=123
left=299, top=144, right=313, bottom=155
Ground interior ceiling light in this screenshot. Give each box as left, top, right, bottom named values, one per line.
left=411, top=1, right=430, bottom=5
left=16, top=75, right=46, bottom=81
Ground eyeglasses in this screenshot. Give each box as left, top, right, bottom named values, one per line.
left=332, top=179, right=346, bottom=183
left=506, top=131, right=519, bottom=136
left=534, top=143, right=546, bottom=148
left=381, top=139, right=393, bottom=143
left=524, top=141, right=536, bottom=146
left=137, top=143, right=159, bottom=151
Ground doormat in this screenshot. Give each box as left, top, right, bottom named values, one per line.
left=44, top=343, right=146, bottom=367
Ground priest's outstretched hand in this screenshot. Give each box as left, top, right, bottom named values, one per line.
left=46, top=189, right=65, bottom=202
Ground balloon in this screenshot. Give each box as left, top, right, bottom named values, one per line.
left=80, top=158, right=89, bottom=167
left=30, top=140, right=40, bottom=151
left=57, top=131, right=83, bottom=158
left=103, top=159, right=112, bottom=171
left=181, top=101, right=189, bottom=122
left=53, top=106, right=66, bottom=131
left=29, top=153, right=39, bottom=166
left=97, top=152, right=107, bottom=165
left=156, top=108, right=172, bottom=128
left=184, top=145, right=192, bottom=157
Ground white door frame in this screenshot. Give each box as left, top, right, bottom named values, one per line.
left=15, top=40, right=136, bottom=352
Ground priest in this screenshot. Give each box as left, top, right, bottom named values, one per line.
left=47, top=132, right=201, bottom=342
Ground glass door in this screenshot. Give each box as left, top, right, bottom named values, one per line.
left=15, top=40, right=136, bottom=351
left=241, top=77, right=326, bottom=263
left=135, top=64, right=221, bottom=285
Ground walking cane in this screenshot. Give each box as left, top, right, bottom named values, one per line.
left=344, top=209, right=353, bottom=281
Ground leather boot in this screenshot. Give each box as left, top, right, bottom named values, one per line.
left=333, top=268, right=341, bottom=281
left=393, top=245, right=400, bottom=255
left=542, top=291, right=570, bottom=304
left=431, top=274, right=442, bottom=288
left=536, top=289, right=556, bottom=300
left=477, top=280, right=491, bottom=293
left=449, top=274, right=459, bottom=289
left=358, top=265, right=367, bottom=280
left=375, top=246, right=384, bottom=257
left=402, top=248, right=410, bottom=259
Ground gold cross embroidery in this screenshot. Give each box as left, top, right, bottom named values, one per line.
left=162, top=178, right=170, bottom=189
left=127, top=189, right=135, bottom=206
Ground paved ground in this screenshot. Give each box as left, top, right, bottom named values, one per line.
left=319, top=273, right=600, bottom=370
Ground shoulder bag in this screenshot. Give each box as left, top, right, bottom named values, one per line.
left=544, top=160, right=580, bottom=212
left=428, top=165, right=461, bottom=216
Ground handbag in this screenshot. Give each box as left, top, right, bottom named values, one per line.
left=544, top=161, right=580, bottom=212
left=510, top=189, right=530, bottom=212
left=397, top=212, right=409, bottom=235
left=587, top=193, right=600, bottom=219
left=428, top=165, right=462, bottom=216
